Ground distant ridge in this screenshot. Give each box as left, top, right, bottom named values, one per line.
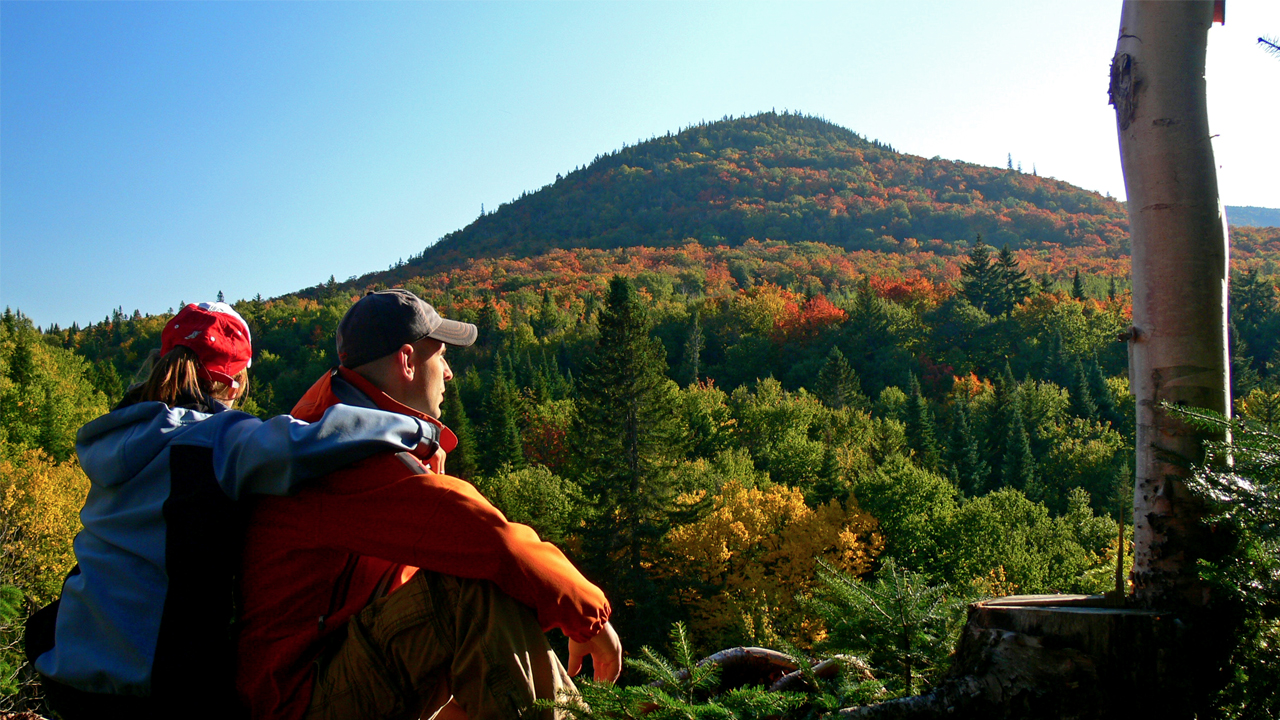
left=1226, top=205, right=1280, bottom=228
left=338, top=112, right=1132, bottom=293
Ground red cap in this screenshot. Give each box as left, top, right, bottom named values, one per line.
left=161, top=303, right=253, bottom=388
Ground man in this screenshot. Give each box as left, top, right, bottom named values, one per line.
left=236, top=289, right=620, bottom=720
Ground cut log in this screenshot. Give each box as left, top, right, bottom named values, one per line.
left=838, top=595, right=1197, bottom=719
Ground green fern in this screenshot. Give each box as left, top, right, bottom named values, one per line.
left=538, top=622, right=805, bottom=719
left=804, top=559, right=965, bottom=698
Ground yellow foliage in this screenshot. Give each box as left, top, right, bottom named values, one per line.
left=664, top=481, right=883, bottom=650
left=1237, top=386, right=1280, bottom=428
left=731, top=283, right=799, bottom=336
left=969, top=566, right=1020, bottom=598
left=1, top=447, right=88, bottom=605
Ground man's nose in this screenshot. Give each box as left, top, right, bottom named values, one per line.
left=443, top=360, right=453, bottom=381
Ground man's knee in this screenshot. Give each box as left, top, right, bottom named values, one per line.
left=325, top=572, right=570, bottom=720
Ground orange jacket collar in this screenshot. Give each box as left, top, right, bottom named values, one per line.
left=292, top=367, right=457, bottom=453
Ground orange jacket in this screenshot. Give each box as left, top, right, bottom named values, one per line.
left=236, top=367, right=610, bottom=720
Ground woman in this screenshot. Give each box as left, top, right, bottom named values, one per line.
left=27, top=302, right=442, bottom=720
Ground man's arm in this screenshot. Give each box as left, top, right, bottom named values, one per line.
left=205, top=405, right=438, bottom=498
left=568, top=621, right=622, bottom=683
left=303, top=464, right=612, bottom=644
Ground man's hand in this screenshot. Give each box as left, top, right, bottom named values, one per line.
left=567, top=621, right=622, bottom=683
left=427, top=446, right=446, bottom=474
left=411, top=442, right=447, bottom=474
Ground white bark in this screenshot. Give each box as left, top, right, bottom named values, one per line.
left=1111, top=0, right=1229, bottom=608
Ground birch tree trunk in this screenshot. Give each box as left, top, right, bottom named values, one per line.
left=1110, top=0, right=1230, bottom=609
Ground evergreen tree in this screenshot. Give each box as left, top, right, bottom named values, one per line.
left=7, top=331, right=35, bottom=386
left=1175, top=406, right=1280, bottom=715
left=1230, top=321, right=1261, bottom=398
left=1071, top=270, right=1086, bottom=301
left=1069, top=357, right=1098, bottom=420
left=814, top=346, right=865, bottom=409
left=904, top=376, right=940, bottom=471
left=571, top=276, right=683, bottom=639
left=541, top=350, right=572, bottom=400
left=959, top=237, right=1002, bottom=314
left=1001, top=404, right=1037, bottom=492
left=1108, top=276, right=1118, bottom=301
left=1041, top=331, right=1071, bottom=388
left=1228, top=269, right=1280, bottom=389
left=946, top=403, right=988, bottom=496
left=482, top=369, right=524, bottom=475
left=86, top=360, right=124, bottom=408
left=441, top=383, right=479, bottom=479
left=519, top=351, right=546, bottom=403
left=810, top=438, right=846, bottom=507
left=993, top=245, right=1032, bottom=314
left=985, top=363, right=1019, bottom=472
left=812, top=559, right=962, bottom=697
left=533, top=288, right=560, bottom=339
left=679, top=308, right=705, bottom=386
left=1087, top=357, right=1117, bottom=426
left=476, top=297, right=500, bottom=350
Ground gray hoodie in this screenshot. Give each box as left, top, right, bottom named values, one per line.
left=35, top=399, right=438, bottom=701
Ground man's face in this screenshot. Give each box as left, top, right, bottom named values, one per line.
left=413, top=340, right=452, bottom=419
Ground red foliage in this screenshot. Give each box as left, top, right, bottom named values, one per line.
left=918, top=355, right=955, bottom=396
left=772, top=295, right=846, bottom=344
left=868, top=275, right=952, bottom=309
left=522, top=422, right=570, bottom=475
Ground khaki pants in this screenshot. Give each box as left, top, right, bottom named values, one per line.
left=305, top=571, right=576, bottom=720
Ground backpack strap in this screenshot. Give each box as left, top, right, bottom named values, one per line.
left=24, top=596, right=59, bottom=665
left=395, top=451, right=430, bottom=475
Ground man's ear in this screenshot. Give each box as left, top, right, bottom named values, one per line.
left=396, top=343, right=417, bottom=382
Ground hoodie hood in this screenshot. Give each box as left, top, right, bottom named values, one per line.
left=75, top=402, right=222, bottom=489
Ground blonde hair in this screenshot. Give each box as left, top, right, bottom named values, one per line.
left=135, top=346, right=249, bottom=408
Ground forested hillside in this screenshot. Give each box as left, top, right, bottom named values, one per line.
left=1226, top=205, right=1280, bottom=228
left=16, top=235, right=1280, bottom=652
left=340, top=112, right=1134, bottom=290
left=6, top=113, right=1280, bottom=713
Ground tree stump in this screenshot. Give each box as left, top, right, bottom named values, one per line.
left=840, top=595, right=1212, bottom=719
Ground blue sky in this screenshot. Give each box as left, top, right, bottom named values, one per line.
left=3, top=1, right=1277, bottom=329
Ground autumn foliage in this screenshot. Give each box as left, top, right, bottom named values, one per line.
left=664, top=481, right=883, bottom=650
left=0, top=449, right=89, bottom=605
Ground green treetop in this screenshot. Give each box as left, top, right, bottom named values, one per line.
left=482, top=365, right=525, bottom=475
left=814, top=346, right=865, bottom=410
left=960, top=237, right=1002, bottom=314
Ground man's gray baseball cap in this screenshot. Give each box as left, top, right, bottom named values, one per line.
left=337, top=289, right=478, bottom=368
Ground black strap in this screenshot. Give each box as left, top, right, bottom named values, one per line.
left=23, top=598, right=59, bottom=666
left=395, top=451, right=430, bottom=475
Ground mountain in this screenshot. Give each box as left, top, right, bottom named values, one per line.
left=346, top=112, right=1130, bottom=292
left=1226, top=205, right=1280, bottom=228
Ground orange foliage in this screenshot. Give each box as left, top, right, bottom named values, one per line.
left=868, top=275, right=952, bottom=309
left=950, top=373, right=993, bottom=402
left=772, top=295, right=846, bottom=344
